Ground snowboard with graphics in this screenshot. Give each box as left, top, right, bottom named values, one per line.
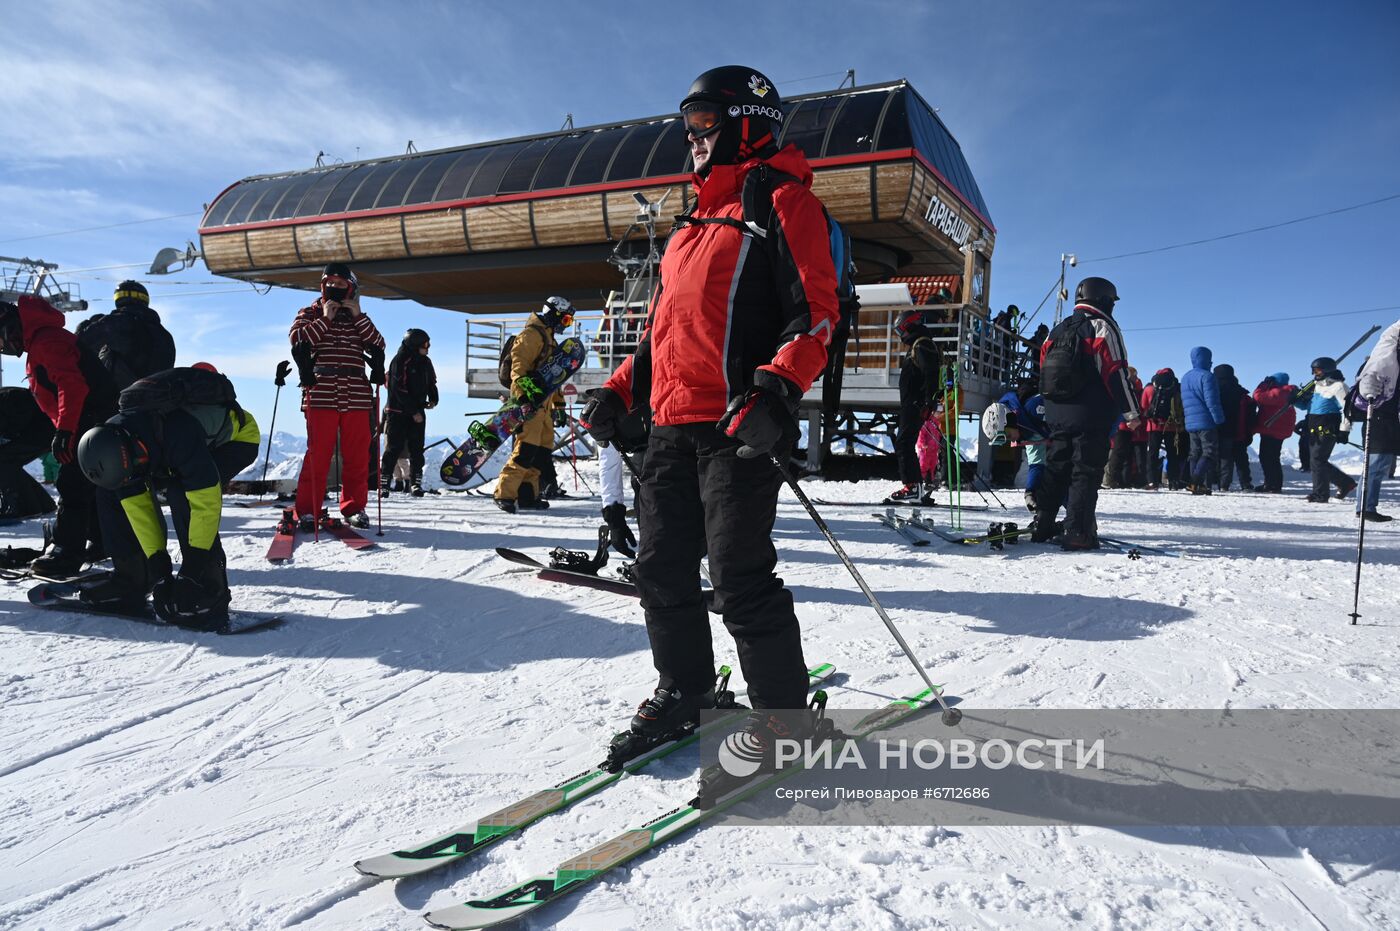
left=441, top=336, right=587, bottom=486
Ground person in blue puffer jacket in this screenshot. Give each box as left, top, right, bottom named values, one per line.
left=1180, top=346, right=1226, bottom=494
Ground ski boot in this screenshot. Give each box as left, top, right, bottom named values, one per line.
left=296, top=513, right=316, bottom=533
left=410, top=480, right=424, bottom=498
left=378, top=483, right=391, bottom=499
left=516, top=484, right=549, bottom=511
left=494, top=498, right=517, bottom=514
left=29, top=545, right=85, bottom=579
left=345, top=511, right=371, bottom=530
left=988, top=522, right=1005, bottom=551
left=692, top=691, right=831, bottom=811
left=602, top=667, right=742, bottom=773
left=79, top=575, right=148, bottom=616
left=885, top=483, right=921, bottom=504
left=1003, top=521, right=1020, bottom=545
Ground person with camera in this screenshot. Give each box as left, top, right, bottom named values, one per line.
left=288, top=263, right=385, bottom=530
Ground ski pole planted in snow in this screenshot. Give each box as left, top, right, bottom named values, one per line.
left=259, top=360, right=292, bottom=499
left=1349, top=402, right=1373, bottom=624
left=769, top=455, right=961, bottom=726
left=374, top=383, right=384, bottom=537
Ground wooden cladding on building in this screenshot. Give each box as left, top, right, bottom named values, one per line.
left=199, top=157, right=991, bottom=299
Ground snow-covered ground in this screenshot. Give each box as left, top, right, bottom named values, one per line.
left=2, top=465, right=1398, bottom=930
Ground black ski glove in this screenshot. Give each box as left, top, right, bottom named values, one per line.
left=718, top=371, right=801, bottom=459
left=366, top=346, right=386, bottom=386
left=580, top=388, right=625, bottom=444
left=51, top=429, right=76, bottom=465
left=601, top=502, right=636, bottom=558
left=552, top=407, right=568, bottom=428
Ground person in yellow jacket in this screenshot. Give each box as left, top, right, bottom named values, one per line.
left=75, top=365, right=260, bottom=629
left=495, top=297, right=573, bottom=513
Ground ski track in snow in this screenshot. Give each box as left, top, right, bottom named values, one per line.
left=1, top=472, right=1398, bottom=930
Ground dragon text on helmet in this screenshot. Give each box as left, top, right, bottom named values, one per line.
left=924, top=193, right=972, bottom=247
left=727, top=104, right=784, bottom=121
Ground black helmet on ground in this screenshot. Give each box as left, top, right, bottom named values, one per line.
left=77, top=424, right=151, bottom=490
left=1311, top=356, right=1336, bottom=373
left=114, top=280, right=150, bottom=308
left=403, top=328, right=430, bottom=349
left=1074, top=276, right=1119, bottom=310
left=680, top=65, right=784, bottom=169
left=321, top=262, right=358, bottom=302
left=0, top=300, right=21, bottom=356
left=538, top=296, right=575, bottom=330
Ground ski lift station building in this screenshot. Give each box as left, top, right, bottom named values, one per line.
left=199, top=79, right=1018, bottom=466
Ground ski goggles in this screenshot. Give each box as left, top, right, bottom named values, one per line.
left=681, top=103, right=726, bottom=139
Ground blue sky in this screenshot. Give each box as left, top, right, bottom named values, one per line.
left=3, top=0, right=1397, bottom=431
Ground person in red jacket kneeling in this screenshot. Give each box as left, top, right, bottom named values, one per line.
left=581, top=66, right=838, bottom=764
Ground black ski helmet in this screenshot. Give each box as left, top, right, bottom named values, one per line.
left=538, top=295, right=575, bottom=330
left=1074, top=276, right=1119, bottom=310
left=1311, top=356, right=1336, bottom=373
left=680, top=66, right=784, bottom=168
left=0, top=300, right=21, bottom=356
left=114, top=280, right=150, bottom=308
left=403, top=328, right=430, bottom=349
left=321, top=262, right=358, bottom=301
left=77, top=423, right=150, bottom=490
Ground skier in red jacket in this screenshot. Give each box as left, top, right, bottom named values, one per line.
left=582, top=66, right=838, bottom=754
left=0, top=296, right=117, bottom=575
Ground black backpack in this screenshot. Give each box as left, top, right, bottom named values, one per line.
left=1039, top=314, right=1094, bottom=402
left=1148, top=371, right=1179, bottom=421
left=498, top=322, right=548, bottom=388
left=120, top=366, right=244, bottom=424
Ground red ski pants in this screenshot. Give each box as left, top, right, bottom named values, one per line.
left=296, top=407, right=372, bottom=519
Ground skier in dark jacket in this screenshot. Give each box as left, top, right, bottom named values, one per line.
left=0, top=296, right=117, bottom=576
left=581, top=66, right=838, bottom=760
left=1034, top=277, right=1140, bottom=549
left=1212, top=363, right=1254, bottom=490
left=76, top=366, right=260, bottom=626
left=0, top=387, right=57, bottom=520
left=378, top=328, right=438, bottom=498
left=888, top=312, right=944, bottom=502
left=1180, top=346, right=1225, bottom=495
left=74, top=280, right=176, bottom=392
left=1294, top=356, right=1356, bottom=502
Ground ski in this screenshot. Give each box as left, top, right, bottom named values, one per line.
left=1099, top=536, right=1184, bottom=558
left=871, top=510, right=930, bottom=546
left=319, top=517, right=376, bottom=551
left=352, top=663, right=837, bottom=881
left=265, top=508, right=298, bottom=562
left=28, top=582, right=283, bottom=634
left=905, top=512, right=1029, bottom=548
left=811, top=497, right=990, bottom=512
left=421, top=686, right=942, bottom=930
left=0, top=566, right=112, bottom=586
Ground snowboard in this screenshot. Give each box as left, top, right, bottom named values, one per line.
left=495, top=545, right=639, bottom=597
left=441, top=337, right=587, bottom=486
left=28, top=582, right=283, bottom=634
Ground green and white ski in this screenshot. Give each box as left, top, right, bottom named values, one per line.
left=353, top=663, right=836, bottom=880
left=422, top=686, right=941, bottom=929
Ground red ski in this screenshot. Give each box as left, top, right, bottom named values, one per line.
left=266, top=509, right=298, bottom=562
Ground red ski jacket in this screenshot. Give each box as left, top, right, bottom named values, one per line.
left=604, top=145, right=838, bottom=425
left=17, top=296, right=106, bottom=434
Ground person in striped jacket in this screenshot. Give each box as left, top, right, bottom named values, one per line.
left=288, top=263, right=385, bottom=530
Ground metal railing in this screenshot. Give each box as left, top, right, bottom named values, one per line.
left=465, top=303, right=1030, bottom=413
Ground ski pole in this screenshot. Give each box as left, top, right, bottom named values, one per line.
left=421, top=437, right=452, bottom=454
left=374, top=384, right=384, bottom=537
left=769, top=454, right=961, bottom=726
left=259, top=361, right=292, bottom=500
left=1348, top=403, right=1373, bottom=625
left=971, top=470, right=1008, bottom=510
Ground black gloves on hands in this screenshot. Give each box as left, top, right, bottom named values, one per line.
left=51, top=429, right=76, bottom=464
left=601, top=502, right=636, bottom=558
left=718, top=371, right=801, bottom=459
left=580, top=388, right=625, bottom=444
left=552, top=407, right=568, bottom=428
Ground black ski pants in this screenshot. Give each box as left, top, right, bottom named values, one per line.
left=0, top=424, right=55, bottom=518
left=1257, top=435, right=1284, bottom=491
left=1217, top=437, right=1253, bottom=489
left=380, top=411, right=426, bottom=485
left=1147, top=432, right=1187, bottom=488
left=1041, top=426, right=1111, bottom=541
left=633, top=423, right=808, bottom=711
left=1307, top=415, right=1353, bottom=500
left=895, top=397, right=924, bottom=486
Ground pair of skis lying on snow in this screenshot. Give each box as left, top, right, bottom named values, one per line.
left=873, top=508, right=1184, bottom=557
left=355, top=663, right=948, bottom=929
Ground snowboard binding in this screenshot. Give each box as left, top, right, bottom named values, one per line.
left=988, top=522, right=1005, bottom=550
left=548, top=526, right=611, bottom=575
left=602, top=666, right=743, bottom=773
left=467, top=420, right=503, bottom=452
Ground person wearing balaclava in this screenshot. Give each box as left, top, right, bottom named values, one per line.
left=287, top=263, right=385, bottom=530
